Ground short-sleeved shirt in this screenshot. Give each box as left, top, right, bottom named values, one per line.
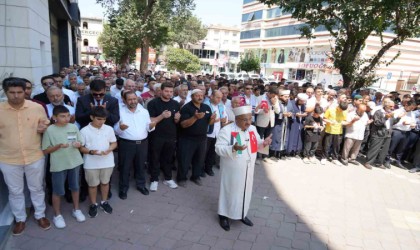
left=304, top=115, right=323, bottom=142
left=0, top=100, right=48, bottom=165
left=80, top=124, right=116, bottom=170
left=147, top=98, right=180, bottom=139
left=179, top=101, right=212, bottom=139
left=345, top=111, right=369, bottom=140
left=324, top=107, right=347, bottom=135
left=42, top=123, right=84, bottom=172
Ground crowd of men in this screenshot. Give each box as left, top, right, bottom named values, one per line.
left=1, top=65, right=420, bottom=235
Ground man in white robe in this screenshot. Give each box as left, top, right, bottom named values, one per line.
left=215, top=106, right=272, bottom=231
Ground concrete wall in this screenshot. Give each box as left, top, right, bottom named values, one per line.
left=0, top=0, right=52, bottom=98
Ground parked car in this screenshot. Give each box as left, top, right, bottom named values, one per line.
left=284, top=79, right=312, bottom=87
left=236, top=73, right=250, bottom=81
left=219, top=73, right=236, bottom=80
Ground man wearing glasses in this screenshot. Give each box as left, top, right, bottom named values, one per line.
left=33, top=75, right=72, bottom=105
left=75, top=79, right=120, bottom=129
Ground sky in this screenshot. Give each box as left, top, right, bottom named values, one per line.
left=78, top=0, right=243, bottom=27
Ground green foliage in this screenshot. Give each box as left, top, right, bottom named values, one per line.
left=97, top=3, right=142, bottom=66
left=238, top=55, right=260, bottom=74
left=259, top=0, right=420, bottom=89
left=97, top=0, right=195, bottom=70
left=166, top=48, right=201, bottom=73
left=169, top=16, right=208, bottom=49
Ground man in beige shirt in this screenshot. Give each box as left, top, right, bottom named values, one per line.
left=0, top=77, right=51, bottom=236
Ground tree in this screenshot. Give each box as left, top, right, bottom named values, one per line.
left=259, top=0, right=420, bottom=89
left=97, top=5, right=142, bottom=67
left=166, top=47, right=201, bottom=73
left=238, top=55, right=260, bottom=74
left=169, top=15, right=207, bottom=49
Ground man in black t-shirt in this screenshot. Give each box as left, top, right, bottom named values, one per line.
left=147, top=83, right=181, bottom=192
left=178, top=89, right=216, bottom=187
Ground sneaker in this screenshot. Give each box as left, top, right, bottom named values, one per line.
left=163, top=180, right=178, bottom=189
left=320, top=159, right=326, bottom=165
left=72, top=209, right=86, bottom=222
left=310, top=157, right=318, bottom=164
left=409, top=167, right=420, bottom=173
left=88, top=204, right=98, bottom=218
left=332, top=160, right=343, bottom=166
left=303, top=158, right=311, bottom=164
left=53, top=215, right=66, bottom=229
left=150, top=181, right=158, bottom=192
left=100, top=201, right=113, bottom=214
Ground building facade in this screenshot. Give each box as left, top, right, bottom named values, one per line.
left=0, top=0, right=81, bottom=243
left=240, top=0, right=420, bottom=90
left=80, top=16, right=104, bottom=66
left=188, top=24, right=242, bottom=74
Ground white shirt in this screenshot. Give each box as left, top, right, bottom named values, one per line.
left=110, top=85, right=123, bottom=97
left=306, top=96, right=329, bottom=111
left=46, top=103, right=79, bottom=129
left=207, top=103, right=227, bottom=138
left=345, top=111, right=369, bottom=140
left=173, top=95, right=191, bottom=105
left=244, top=94, right=257, bottom=108
left=114, top=104, right=155, bottom=140
left=63, top=88, right=77, bottom=105
left=393, top=108, right=415, bottom=131
left=80, top=124, right=117, bottom=169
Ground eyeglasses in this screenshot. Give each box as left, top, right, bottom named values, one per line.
left=92, top=93, right=105, bottom=97
left=42, top=82, right=54, bottom=86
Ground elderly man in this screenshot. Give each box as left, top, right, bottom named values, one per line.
left=173, top=84, right=190, bottom=106
left=215, top=105, right=272, bottom=231
left=203, top=90, right=227, bottom=176
left=226, top=96, right=242, bottom=123
left=177, top=89, right=217, bottom=187
left=46, top=86, right=76, bottom=124
left=33, top=75, right=72, bottom=105
left=270, top=90, right=291, bottom=161
left=115, top=79, right=140, bottom=105
left=0, top=77, right=51, bottom=235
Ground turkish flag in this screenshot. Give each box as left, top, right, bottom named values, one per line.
left=249, top=131, right=258, bottom=153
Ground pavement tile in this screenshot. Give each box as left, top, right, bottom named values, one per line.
left=232, top=240, right=253, bottom=250
left=213, top=238, right=234, bottom=249
left=155, top=237, right=177, bottom=249
left=292, top=239, right=310, bottom=250
left=238, top=231, right=258, bottom=242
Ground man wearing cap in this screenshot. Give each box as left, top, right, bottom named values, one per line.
left=177, top=89, right=217, bottom=187
left=215, top=105, right=272, bottom=231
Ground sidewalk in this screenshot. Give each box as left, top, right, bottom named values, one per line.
left=5, top=158, right=420, bottom=250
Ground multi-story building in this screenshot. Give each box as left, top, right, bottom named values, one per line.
left=240, top=0, right=420, bottom=90
left=188, top=24, right=242, bottom=74
left=0, top=0, right=81, bottom=245
left=80, top=17, right=104, bottom=66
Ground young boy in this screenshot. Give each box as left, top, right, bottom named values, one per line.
left=79, top=107, right=117, bottom=218
left=303, top=105, right=324, bottom=164
left=42, top=105, right=86, bottom=228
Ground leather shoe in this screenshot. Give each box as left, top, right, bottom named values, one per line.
left=137, top=187, right=149, bottom=195
left=363, top=163, right=373, bottom=170
left=37, top=217, right=51, bottom=230
left=384, top=162, right=391, bottom=169
left=191, top=178, right=202, bottom=186
left=241, top=217, right=254, bottom=227
left=119, top=191, right=127, bottom=200
left=376, top=164, right=386, bottom=169
left=200, top=172, right=206, bottom=178
left=205, top=169, right=215, bottom=176
left=394, top=161, right=407, bottom=170
left=219, top=217, right=230, bottom=231
left=13, top=221, right=25, bottom=236
left=178, top=181, right=187, bottom=188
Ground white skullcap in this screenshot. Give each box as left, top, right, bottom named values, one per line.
left=191, top=89, right=203, bottom=96
left=279, top=90, right=290, bottom=95
left=233, top=106, right=252, bottom=116
left=297, top=93, right=308, bottom=101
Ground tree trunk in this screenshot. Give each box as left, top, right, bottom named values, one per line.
left=140, top=39, right=150, bottom=73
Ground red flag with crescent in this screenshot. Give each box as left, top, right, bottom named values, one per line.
left=249, top=131, right=258, bottom=153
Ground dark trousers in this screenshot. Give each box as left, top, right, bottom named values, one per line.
left=257, top=126, right=272, bottom=157
left=177, top=136, right=207, bottom=182
left=118, top=139, right=148, bottom=192
left=150, top=136, right=176, bottom=182
left=323, top=133, right=342, bottom=160
left=402, top=131, right=419, bottom=162
left=205, top=137, right=217, bottom=172
left=366, top=136, right=391, bottom=165
left=387, top=129, right=410, bottom=163
left=304, top=141, right=318, bottom=157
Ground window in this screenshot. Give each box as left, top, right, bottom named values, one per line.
left=224, top=31, right=229, bottom=36
left=233, top=33, right=238, bottom=37
left=223, top=40, right=229, bottom=44
left=266, top=7, right=292, bottom=19
left=240, top=29, right=261, bottom=40
left=83, top=22, right=88, bottom=29
left=265, top=24, right=305, bottom=38
left=83, top=39, right=89, bottom=46
left=242, top=10, right=263, bottom=22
